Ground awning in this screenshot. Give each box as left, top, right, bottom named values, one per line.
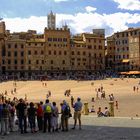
left=122, top=59, right=129, bottom=63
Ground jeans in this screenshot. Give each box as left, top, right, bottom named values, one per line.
left=37, top=116, right=43, bottom=130
left=44, top=113, right=51, bottom=132
left=1, top=118, right=9, bottom=134
left=18, top=116, right=27, bottom=133
left=28, top=116, right=36, bottom=130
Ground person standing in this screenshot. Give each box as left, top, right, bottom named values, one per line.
left=1, top=103, right=10, bottom=135
left=51, top=102, right=59, bottom=132
left=16, top=99, right=27, bottom=134
left=43, top=99, right=52, bottom=133
left=61, top=100, right=70, bottom=131
left=27, top=102, right=37, bottom=133
left=72, top=97, right=83, bottom=130
left=37, top=103, right=43, bottom=131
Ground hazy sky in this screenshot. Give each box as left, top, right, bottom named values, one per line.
left=0, top=0, right=140, bottom=36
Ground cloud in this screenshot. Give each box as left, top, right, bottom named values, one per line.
left=113, top=0, right=140, bottom=11
left=85, top=6, right=97, bottom=13
left=53, top=0, right=69, bottom=2
left=4, top=10, right=140, bottom=37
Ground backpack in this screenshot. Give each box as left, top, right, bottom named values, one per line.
left=64, top=105, right=70, bottom=116
left=45, top=105, right=52, bottom=113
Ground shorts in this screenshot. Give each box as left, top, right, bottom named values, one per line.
left=73, top=111, right=81, bottom=120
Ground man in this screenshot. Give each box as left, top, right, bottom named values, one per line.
left=16, top=98, right=27, bottom=134
left=72, top=97, right=83, bottom=130
left=61, top=100, right=70, bottom=131
left=43, top=99, right=52, bottom=133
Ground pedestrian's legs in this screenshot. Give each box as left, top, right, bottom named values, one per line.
left=24, top=116, right=27, bottom=132
left=43, top=114, right=47, bottom=132
left=47, top=114, right=51, bottom=132
left=65, top=118, right=68, bottom=131
left=5, top=118, right=9, bottom=134
left=19, top=116, right=23, bottom=133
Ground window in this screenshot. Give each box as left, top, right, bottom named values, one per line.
left=49, top=44, right=51, bottom=47
left=83, top=51, right=86, bottom=55
left=35, top=43, right=37, bottom=46
left=8, top=60, right=11, bottom=64
left=28, top=50, right=31, bottom=55
left=64, top=51, right=67, bottom=55
left=15, top=44, right=17, bottom=48
left=34, top=51, right=37, bottom=55
left=14, top=60, right=17, bottom=64
left=99, top=54, right=102, bottom=57
left=71, top=51, right=74, bottom=55
left=21, top=60, right=24, bottom=64
left=41, top=50, right=44, bottom=55
left=77, top=51, right=80, bottom=55
left=42, top=60, right=44, bottom=64
left=49, top=51, right=51, bottom=55
left=21, top=51, right=24, bottom=57
left=36, top=60, right=39, bottom=64
left=54, top=51, right=56, bottom=55
left=14, top=52, right=17, bottom=57
left=88, top=45, right=92, bottom=49
left=14, top=66, right=17, bottom=70
left=48, top=38, right=52, bottom=42
left=8, top=52, right=11, bottom=57
left=28, top=60, right=31, bottom=64
left=94, top=45, right=96, bottom=49
left=59, top=51, right=61, bottom=55
left=21, top=44, right=24, bottom=49
left=94, top=39, right=96, bottom=43
left=51, top=60, right=53, bottom=64
left=62, top=60, right=65, bottom=64
left=2, top=60, right=5, bottom=64
left=21, top=66, right=24, bottom=69
left=53, top=38, right=57, bottom=41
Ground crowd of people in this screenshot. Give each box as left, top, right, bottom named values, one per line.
left=0, top=95, right=83, bottom=136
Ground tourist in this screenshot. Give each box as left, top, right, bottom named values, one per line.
left=9, top=102, right=15, bottom=132
left=103, top=107, right=110, bottom=117
left=72, top=97, right=83, bottom=130
left=97, top=107, right=104, bottom=117
left=43, top=99, right=52, bottom=133
left=27, top=102, right=37, bottom=133
left=37, top=103, right=43, bottom=131
left=1, top=103, right=10, bottom=135
left=16, top=98, right=27, bottom=134
left=90, top=105, right=95, bottom=113
left=51, top=102, right=59, bottom=132
left=61, top=100, right=70, bottom=131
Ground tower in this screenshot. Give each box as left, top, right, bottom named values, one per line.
left=47, top=11, right=56, bottom=29
left=0, top=18, right=5, bottom=34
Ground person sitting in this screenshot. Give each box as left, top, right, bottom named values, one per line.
left=90, top=105, right=95, bottom=113
left=103, top=107, right=110, bottom=117
left=97, top=107, right=104, bottom=117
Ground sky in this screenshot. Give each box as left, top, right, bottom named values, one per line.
left=0, top=0, right=140, bottom=36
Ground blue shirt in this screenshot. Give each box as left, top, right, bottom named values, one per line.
left=73, top=101, right=82, bottom=111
